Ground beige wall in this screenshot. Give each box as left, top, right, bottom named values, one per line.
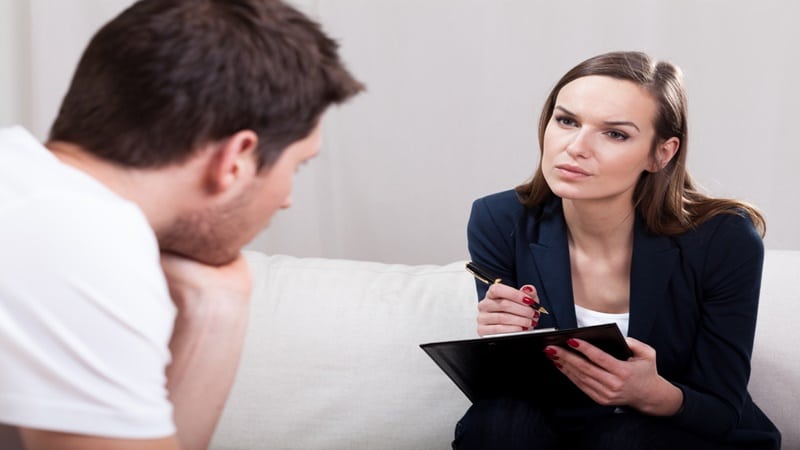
left=3, top=0, right=799, bottom=263
left=0, top=0, right=30, bottom=128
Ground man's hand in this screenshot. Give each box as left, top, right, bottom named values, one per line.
left=161, top=252, right=253, bottom=450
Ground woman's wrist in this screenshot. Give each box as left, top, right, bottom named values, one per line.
left=636, top=377, right=684, bottom=416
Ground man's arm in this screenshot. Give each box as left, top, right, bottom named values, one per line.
left=19, top=429, right=180, bottom=450
left=161, top=253, right=253, bottom=450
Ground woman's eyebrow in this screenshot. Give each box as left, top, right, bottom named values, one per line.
left=554, top=105, right=575, bottom=116
left=603, top=120, right=640, bottom=132
left=554, top=105, right=640, bottom=132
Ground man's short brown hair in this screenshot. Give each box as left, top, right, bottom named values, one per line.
left=50, top=0, right=363, bottom=169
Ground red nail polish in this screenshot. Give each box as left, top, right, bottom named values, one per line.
left=544, top=347, right=557, bottom=357
left=521, top=286, right=534, bottom=294
left=533, top=311, right=540, bottom=319
left=531, top=319, right=536, bottom=327
left=567, top=338, right=579, bottom=348
left=522, top=297, right=534, bottom=305
left=555, top=362, right=563, bottom=369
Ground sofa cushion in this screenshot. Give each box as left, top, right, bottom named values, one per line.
left=211, top=254, right=475, bottom=449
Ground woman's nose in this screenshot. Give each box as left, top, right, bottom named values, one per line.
left=565, top=130, right=592, bottom=158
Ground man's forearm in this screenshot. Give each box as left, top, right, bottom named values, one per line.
left=20, top=429, right=180, bottom=450
left=166, top=295, right=250, bottom=450
left=161, top=253, right=253, bottom=450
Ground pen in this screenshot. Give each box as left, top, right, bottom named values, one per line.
left=465, top=261, right=549, bottom=315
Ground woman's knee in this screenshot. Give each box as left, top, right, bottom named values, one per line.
left=453, top=397, right=557, bottom=450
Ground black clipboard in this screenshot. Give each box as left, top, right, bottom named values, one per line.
left=420, top=324, right=632, bottom=405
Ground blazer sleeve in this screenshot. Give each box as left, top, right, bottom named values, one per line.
left=466, top=193, right=520, bottom=301
left=669, top=213, right=765, bottom=438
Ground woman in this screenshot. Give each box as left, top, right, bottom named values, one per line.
left=455, top=51, right=780, bottom=449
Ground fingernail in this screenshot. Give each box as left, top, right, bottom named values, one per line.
left=567, top=339, right=579, bottom=348
left=531, top=319, right=537, bottom=327
left=533, top=311, right=540, bottom=319
left=555, top=362, right=563, bottom=369
left=544, top=347, right=557, bottom=358
left=522, top=297, right=534, bottom=305
left=521, top=286, right=534, bottom=294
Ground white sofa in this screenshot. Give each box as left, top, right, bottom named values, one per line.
left=210, top=250, right=799, bottom=449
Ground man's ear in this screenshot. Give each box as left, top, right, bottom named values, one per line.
left=205, top=130, right=259, bottom=194
left=648, top=137, right=679, bottom=172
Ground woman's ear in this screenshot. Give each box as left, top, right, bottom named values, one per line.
left=205, top=130, right=259, bottom=194
left=648, top=137, right=680, bottom=172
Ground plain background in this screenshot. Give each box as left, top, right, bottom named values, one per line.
left=2, top=0, right=798, bottom=264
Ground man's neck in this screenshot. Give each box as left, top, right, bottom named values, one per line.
left=44, top=140, right=200, bottom=234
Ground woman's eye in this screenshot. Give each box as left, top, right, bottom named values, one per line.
left=606, top=130, right=628, bottom=141
left=555, top=116, right=576, bottom=127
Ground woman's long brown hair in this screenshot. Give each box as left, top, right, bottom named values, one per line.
left=515, top=51, right=765, bottom=236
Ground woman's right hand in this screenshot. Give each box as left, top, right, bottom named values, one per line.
left=477, top=283, right=541, bottom=336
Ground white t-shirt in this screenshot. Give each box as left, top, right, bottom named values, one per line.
left=0, top=126, right=176, bottom=439
left=575, top=303, right=630, bottom=337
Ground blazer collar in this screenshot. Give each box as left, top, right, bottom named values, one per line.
left=528, top=198, right=678, bottom=339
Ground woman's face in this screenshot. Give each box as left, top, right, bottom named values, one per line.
left=541, top=75, right=660, bottom=206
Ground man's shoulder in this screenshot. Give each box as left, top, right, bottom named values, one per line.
left=2, top=189, right=155, bottom=261
left=0, top=127, right=143, bottom=228
left=0, top=126, right=43, bottom=154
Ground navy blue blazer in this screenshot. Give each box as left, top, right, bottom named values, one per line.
left=467, top=190, right=780, bottom=448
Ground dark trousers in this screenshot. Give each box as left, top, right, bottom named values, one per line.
left=452, top=397, right=741, bottom=450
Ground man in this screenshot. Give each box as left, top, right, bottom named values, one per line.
left=0, top=0, right=362, bottom=448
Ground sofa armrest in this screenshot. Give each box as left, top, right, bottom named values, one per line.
left=749, top=250, right=800, bottom=449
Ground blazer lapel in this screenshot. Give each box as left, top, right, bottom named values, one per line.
left=628, top=216, right=679, bottom=340
left=528, top=203, right=577, bottom=330
left=525, top=201, right=678, bottom=335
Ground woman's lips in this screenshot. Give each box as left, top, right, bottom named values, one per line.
left=555, top=164, right=591, bottom=177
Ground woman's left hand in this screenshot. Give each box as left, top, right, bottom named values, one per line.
left=544, top=337, right=684, bottom=416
